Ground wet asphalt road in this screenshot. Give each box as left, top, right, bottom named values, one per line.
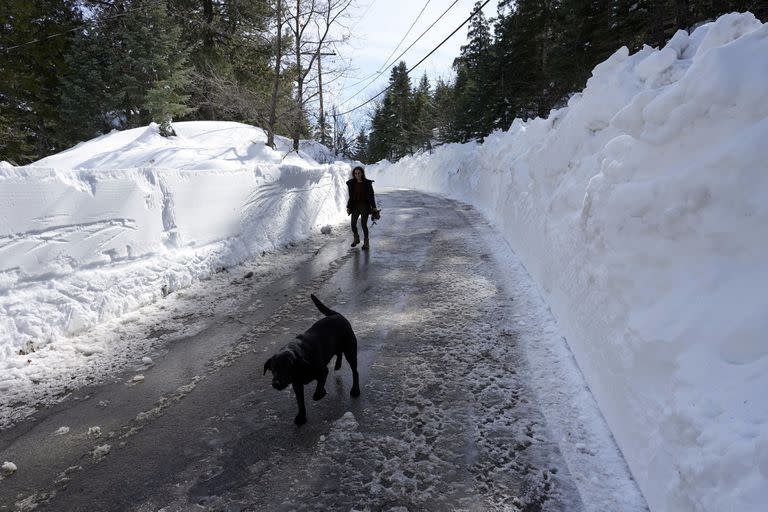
left=0, top=190, right=587, bottom=512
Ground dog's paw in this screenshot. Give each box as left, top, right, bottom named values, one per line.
left=294, top=413, right=307, bottom=426
left=312, top=389, right=327, bottom=401
left=350, top=386, right=360, bottom=398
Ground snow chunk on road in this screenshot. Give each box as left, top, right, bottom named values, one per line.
left=2, top=461, right=17, bottom=476
left=91, top=444, right=111, bottom=460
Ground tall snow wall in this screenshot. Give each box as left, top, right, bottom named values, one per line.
left=369, top=12, right=768, bottom=512
left=0, top=164, right=349, bottom=362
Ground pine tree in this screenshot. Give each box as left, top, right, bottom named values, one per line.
left=410, top=73, right=434, bottom=152
left=483, top=0, right=560, bottom=125
left=0, top=111, right=21, bottom=162
left=145, top=69, right=194, bottom=137
left=61, top=1, right=189, bottom=134
left=452, top=1, right=493, bottom=140
left=612, top=0, right=655, bottom=52
left=461, top=1, right=493, bottom=71
left=351, top=128, right=369, bottom=162
left=0, top=0, right=82, bottom=163
left=451, top=61, right=477, bottom=142
left=117, top=0, right=193, bottom=133
left=388, top=62, right=414, bottom=159
left=59, top=27, right=115, bottom=143
left=367, top=100, right=391, bottom=162
left=432, top=77, right=457, bottom=143
left=367, top=61, right=414, bottom=161
left=550, top=0, right=618, bottom=106
left=486, top=2, right=528, bottom=129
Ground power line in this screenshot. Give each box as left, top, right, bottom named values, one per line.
left=337, top=0, right=461, bottom=104
left=351, top=0, right=379, bottom=31
left=0, top=5, right=155, bottom=53
left=376, top=0, right=432, bottom=73
left=337, top=0, right=491, bottom=117
left=1, top=25, right=83, bottom=52
left=338, top=0, right=437, bottom=92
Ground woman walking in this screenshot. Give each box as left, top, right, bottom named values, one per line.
left=346, top=166, right=377, bottom=251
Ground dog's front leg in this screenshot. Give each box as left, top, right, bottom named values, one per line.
left=293, top=382, right=307, bottom=426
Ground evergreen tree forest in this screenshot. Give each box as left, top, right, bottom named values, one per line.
left=355, top=0, right=766, bottom=163
left=0, top=0, right=306, bottom=164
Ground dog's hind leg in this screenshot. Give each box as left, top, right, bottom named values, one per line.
left=313, top=367, right=328, bottom=401
left=293, top=382, right=307, bottom=426
left=334, top=352, right=343, bottom=370
left=344, top=336, right=361, bottom=398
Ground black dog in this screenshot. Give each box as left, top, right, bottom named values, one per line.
left=263, top=294, right=361, bottom=425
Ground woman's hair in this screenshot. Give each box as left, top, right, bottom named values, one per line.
left=351, top=166, right=366, bottom=180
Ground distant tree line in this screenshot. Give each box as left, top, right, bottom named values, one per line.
left=352, top=0, right=767, bottom=163
left=1, top=0, right=765, bottom=165
left=0, top=0, right=352, bottom=164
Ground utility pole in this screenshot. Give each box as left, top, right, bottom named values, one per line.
left=318, top=49, right=327, bottom=147
left=317, top=49, right=337, bottom=148
left=301, top=48, right=336, bottom=147
left=331, top=104, right=337, bottom=155
left=267, top=0, right=283, bottom=148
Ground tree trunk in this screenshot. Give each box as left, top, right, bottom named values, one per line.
left=675, top=0, right=689, bottom=31
left=292, top=0, right=302, bottom=152
left=267, top=0, right=282, bottom=149
left=202, top=0, right=215, bottom=120
left=203, top=0, right=213, bottom=34
left=650, top=0, right=667, bottom=48
left=318, top=48, right=326, bottom=147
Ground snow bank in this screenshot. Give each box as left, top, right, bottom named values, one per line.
left=26, top=121, right=324, bottom=171
left=370, top=12, right=768, bottom=512
left=0, top=122, right=349, bottom=369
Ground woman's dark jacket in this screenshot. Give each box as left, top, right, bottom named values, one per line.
left=346, top=178, right=377, bottom=210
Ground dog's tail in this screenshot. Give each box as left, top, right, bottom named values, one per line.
left=311, top=294, right=339, bottom=316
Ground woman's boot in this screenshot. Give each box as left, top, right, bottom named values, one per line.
left=351, top=235, right=360, bottom=247
left=361, top=237, right=370, bottom=250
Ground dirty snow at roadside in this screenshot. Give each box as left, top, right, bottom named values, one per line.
left=369, top=12, right=768, bottom=512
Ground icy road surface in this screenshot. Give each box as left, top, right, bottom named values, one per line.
left=0, top=190, right=646, bottom=511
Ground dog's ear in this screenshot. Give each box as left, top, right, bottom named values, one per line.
left=263, top=356, right=273, bottom=375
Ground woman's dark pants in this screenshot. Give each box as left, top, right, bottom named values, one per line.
left=350, top=201, right=370, bottom=240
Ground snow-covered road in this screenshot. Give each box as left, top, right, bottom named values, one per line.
left=0, top=190, right=647, bottom=511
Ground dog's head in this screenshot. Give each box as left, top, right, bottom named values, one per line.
left=263, top=351, right=296, bottom=391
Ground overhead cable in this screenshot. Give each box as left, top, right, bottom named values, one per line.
left=338, top=0, right=461, bottom=101
left=376, top=0, right=432, bottom=73
left=337, top=0, right=491, bottom=117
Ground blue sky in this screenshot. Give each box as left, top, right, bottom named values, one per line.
left=327, top=0, right=499, bottom=129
